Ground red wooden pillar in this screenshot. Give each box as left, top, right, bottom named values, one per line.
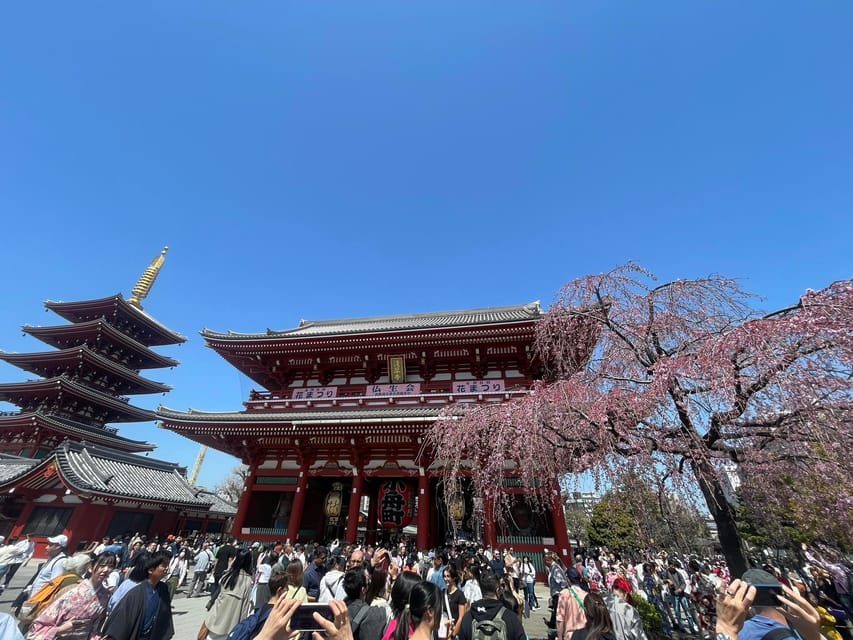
left=231, top=465, right=256, bottom=539
left=286, top=468, right=308, bottom=543
left=365, top=484, right=378, bottom=546
left=483, top=495, right=497, bottom=549
left=416, top=469, right=429, bottom=550
left=549, top=486, right=572, bottom=565
left=344, top=470, right=363, bottom=542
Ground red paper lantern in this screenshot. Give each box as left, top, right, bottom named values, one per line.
left=377, top=479, right=414, bottom=528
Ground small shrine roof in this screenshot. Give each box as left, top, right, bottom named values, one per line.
left=44, top=294, right=187, bottom=346
left=23, top=319, right=180, bottom=369
left=0, top=347, right=172, bottom=395
left=203, top=301, right=542, bottom=341
left=0, top=376, right=156, bottom=423
left=0, top=441, right=213, bottom=508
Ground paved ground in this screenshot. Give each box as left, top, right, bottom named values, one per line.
left=1, top=564, right=555, bottom=639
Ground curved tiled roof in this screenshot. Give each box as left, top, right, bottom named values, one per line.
left=0, top=454, right=39, bottom=483
left=0, top=412, right=154, bottom=452
left=157, top=404, right=447, bottom=423
left=23, top=320, right=179, bottom=369
left=0, top=347, right=172, bottom=395
left=0, top=441, right=212, bottom=507
left=0, top=376, right=156, bottom=423
left=44, top=294, right=187, bottom=346
left=203, top=301, right=542, bottom=340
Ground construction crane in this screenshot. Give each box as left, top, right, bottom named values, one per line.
left=189, top=445, right=207, bottom=486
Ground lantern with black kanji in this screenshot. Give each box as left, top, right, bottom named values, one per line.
left=324, top=482, right=343, bottom=526
left=377, top=479, right=414, bottom=528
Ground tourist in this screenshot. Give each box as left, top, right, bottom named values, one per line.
left=456, top=569, right=526, bottom=640
left=362, top=568, right=393, bottom=640
left=282, top=560, right=307, bottom=601
left=25, top=552, right=116, bottom=640
left=199, top=549, right=254, bottom=640
left=393, top=581, right=441, bottom=640
left=1, top=535, right=34, bottom=592
left=442, top=565, right=468, bottom=639
left=101, top=551, right=173, bottom=640
left=605, top=577, right=647, bottom=640
left=18, top=552, right=94, bottom=634
left=28, top=536, right=68, bottom=596
left=571, top=593, right=616, bottom=640
left=545, top=552, right=569, bottom=629
left=556, top=567, right=588, bottom=640
left=461, top=562, right=482, bottom=605
left=427, top=553, right=447, bottom=591
left=165, top=549, right=188, bottom=600
left=303, top=546, right=328, bottom=602
left=381, top=573, right=421, bottom=640
left=252, top=554, right=278, bottom=611
left=519, top=555, right=539, bottom=611
left=320, top=556, right=346, bottom=604
left=107, top=551, right=150, bottom=615
left=737, top=569, right=822, bottom=640
left=189, top=542, right=215, bottom=598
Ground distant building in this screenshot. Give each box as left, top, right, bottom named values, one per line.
left=0, top=249, right=234, bottom=556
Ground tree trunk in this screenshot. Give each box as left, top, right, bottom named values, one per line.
left=690, top=457, right=749, bottom=577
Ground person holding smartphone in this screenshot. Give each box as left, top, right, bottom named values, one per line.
left=735, top=569, right=822, bottom=640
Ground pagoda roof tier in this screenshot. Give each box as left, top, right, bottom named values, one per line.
left=158, top=404, right=448, bottom=461
left=0, top=376, right=155, bottom=425
left=44, top=294, right=186, bottom=347
left=0, top=441, right=215, bottom=508
left=0, top=347, right=171, bottom=395
left=23, top=319, right=179, bottom=369
left=203, top=301, right=542, bottom=341
left=0, top=412, right=154, bottom=453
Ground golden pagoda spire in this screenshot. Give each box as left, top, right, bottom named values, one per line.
left=128, top=246, right=168, bottom=309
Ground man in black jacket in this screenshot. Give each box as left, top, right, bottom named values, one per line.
left=102, top=552, right=174, bottom=640
left=457, top=569, right=526, bottom=640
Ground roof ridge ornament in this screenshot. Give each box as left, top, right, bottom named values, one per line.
left=128, top=247, right=168, bottom=310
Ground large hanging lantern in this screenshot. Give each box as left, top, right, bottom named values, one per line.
left=324, top=483, right=343, bottom=526
left=448, top=491, right=466, bottom=529
left=378, top=479, right=414, bottom=528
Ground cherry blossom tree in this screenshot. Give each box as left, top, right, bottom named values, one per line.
left=427, top=264, right=852, bottom=576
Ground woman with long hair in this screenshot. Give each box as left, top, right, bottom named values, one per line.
left=283, top=559, right=306, bottom=600
left=462, top=561, right=482, bottom=605
left=381, top=572, right=422, bottom=640
left=394, top=581, right=441, bottom=640
left=199, top=549, right=254, bottom=640
left=26, top=552, right=117, bottom=640
left=442, top=565, right=468, bottom=639
left=572, top=593, right=616, bottom=640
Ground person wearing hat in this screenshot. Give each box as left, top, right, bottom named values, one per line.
left=605, top=577, right=647, bottom=640
left=736, top=568, right=822, bottom=640
left=28, top=535, right=68, bottom=596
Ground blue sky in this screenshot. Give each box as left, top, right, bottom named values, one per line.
left=1, top=2, right=850, bottom=489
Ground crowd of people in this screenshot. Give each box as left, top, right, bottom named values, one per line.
left=0, top=532, right=847, bottom=640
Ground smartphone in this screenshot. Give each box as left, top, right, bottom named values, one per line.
left=753, top=587, right=783, bottom=608
left=290, top=603, right=335, bottom=630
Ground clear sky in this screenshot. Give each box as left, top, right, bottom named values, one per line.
left=0, top=2, right=850, bottom=489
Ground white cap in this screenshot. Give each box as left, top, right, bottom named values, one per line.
left=48, top=534, right=68, bottom=547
